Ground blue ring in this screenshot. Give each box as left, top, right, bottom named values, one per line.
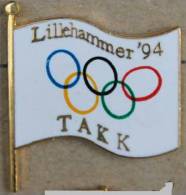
left=46, top=49, right=81, bottom=89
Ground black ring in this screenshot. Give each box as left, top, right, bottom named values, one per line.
left=83, top=56, right=118, bottom=96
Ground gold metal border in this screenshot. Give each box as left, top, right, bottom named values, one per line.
left=5, top=1, right=183, bottom=192
left=5, top=1, right=20, bottom=192
left=14, top=16, right=180, bottom=39
left=16, top=134, right=179, bottom=160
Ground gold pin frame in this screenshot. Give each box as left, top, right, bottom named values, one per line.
left=5, top=1, right=20, bottom=192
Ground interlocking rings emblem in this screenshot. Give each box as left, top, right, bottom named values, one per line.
left=46, top=49, right=162, bottom=120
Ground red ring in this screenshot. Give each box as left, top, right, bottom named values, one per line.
left=122, top=66, right=162, bottom=102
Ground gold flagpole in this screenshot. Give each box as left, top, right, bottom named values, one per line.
left=5, top=1, right=20, bottom=192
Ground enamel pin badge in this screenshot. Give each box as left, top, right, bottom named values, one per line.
left=5, top=1, right=181, bottom=192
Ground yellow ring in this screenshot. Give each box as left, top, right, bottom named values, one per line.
left=64, top=72, right=99, bottom=115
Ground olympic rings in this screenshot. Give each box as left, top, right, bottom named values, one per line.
left=46, top=49, right=163, bottom=120
left=64, top=72, right=99, bottom=115
left=101, top=81, right=136, bottom=119
left=46, top=49, right=81, bottom=89
left=122, top=66, right=162, bottom=102
left=83, top=56, right=118, bottom=96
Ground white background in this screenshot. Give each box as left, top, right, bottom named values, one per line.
left=14, top=19, right=180, bottom=157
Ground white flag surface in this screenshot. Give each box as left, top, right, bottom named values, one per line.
left=14, top=19, right=181, bottom=157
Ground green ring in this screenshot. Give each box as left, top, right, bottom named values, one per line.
left=101, top=81, right=136, bottom=120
